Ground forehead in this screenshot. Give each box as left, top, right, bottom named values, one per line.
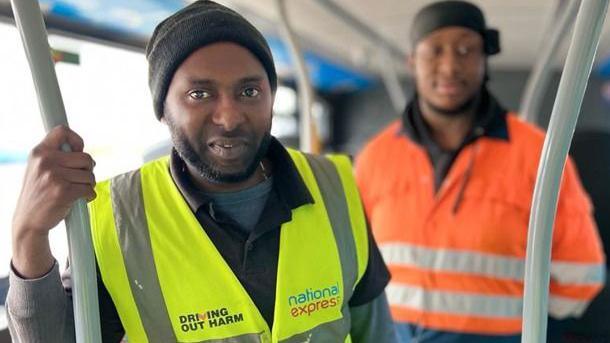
left=417, top=26, right=483, bottom=46
left=174, top=42, right=267, bottom=82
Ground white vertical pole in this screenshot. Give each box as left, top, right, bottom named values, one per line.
left=9, top=1, right=102, bottom=342
left=520, top=0, right=580, bottom=124
left=313, top=0, right=407, bottom=114
left=521, top=1, right=608, bottom=342
left=274, top=0, right=317, bottom=153
left=377, top=49, right=407, bottom=114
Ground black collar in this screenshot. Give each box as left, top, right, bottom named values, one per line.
left=169, top=136, right=314, bottom=214
left=401, top=88, right=510, bottom=147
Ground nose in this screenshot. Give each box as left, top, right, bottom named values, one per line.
left=437, top=49, right=460, bottom=77
left=211, top=93, right=245, bottom=132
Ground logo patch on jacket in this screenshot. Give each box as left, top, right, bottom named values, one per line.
left=288, top=283, right=341, bottom=317
left=179, top=307, right=244, bottom=332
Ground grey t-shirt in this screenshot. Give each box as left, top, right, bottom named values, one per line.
left=203, top=177, right=273, bottom=233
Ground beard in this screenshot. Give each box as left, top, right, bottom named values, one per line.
left=166, top=116, right=272, bottom=184
left=424, top=93, right=479, bottom=117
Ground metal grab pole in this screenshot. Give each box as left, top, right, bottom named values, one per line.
left=377, top=48, right=407, bottom=114
left=520, top=0, right=580, bottom=124
left=9, top=1, right=102, bottom=342
left=314, top=0, right=407, bottom=114
left=314, top=0, right=405, bottom=61
left=521, top=1, right=608, bottom=342
left=274, top=0, right=319, bottom=153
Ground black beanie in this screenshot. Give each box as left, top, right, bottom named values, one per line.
left=410, top=0, right=500, bottom=55
left=146, top=0, right=278, bottom=120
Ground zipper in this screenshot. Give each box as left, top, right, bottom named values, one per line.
left=452, top=141, right=480, bottom=215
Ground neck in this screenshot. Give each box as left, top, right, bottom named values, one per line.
left=419, top=97, right=480, bottom=151
left=186, top=159, right=271, bottom=193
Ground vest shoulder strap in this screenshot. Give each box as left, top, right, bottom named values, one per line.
left=287, top=149, right=369, bottom=288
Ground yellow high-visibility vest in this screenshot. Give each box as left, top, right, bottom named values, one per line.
left=89, top=149, right=368, bottom=342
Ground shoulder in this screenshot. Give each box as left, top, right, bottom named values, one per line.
left=504, top=113, right=591, bottom=210
left=93, top=157, right=170, bottom=197
left=494, top=113, right=549, bottom=171
left=505, top=113, right=546, bottom=147
left=356, top=120, right=413, bottom=169
left=359, top=121, right=403, bottom=156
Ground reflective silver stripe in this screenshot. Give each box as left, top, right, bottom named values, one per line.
left=301, top=153, right=356, bottom=339
left=387, top=284, right=593, bottom=319
left=110, top=170, right=177, bottom=342
left=279, top=317, right=350, bottom=343
left=386, top=283, right=523, bottom=319
left=304, top=153, right=358, bottom=297
left=381, top=243, right=605, bottom=285
left=548, top=296, right=590, bottom=319
left=380, top=243, right=525, bottom=281
left=550, top=261, right=606, bottom=285
left=195, top=332, right=264, bottom=342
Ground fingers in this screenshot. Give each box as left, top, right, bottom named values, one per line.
left=53, top=151, right=95, bottom=170
left=26, top=126, right=97, bottom=203
left=29, top=150, right=96, bottom=179
left=57, top=166, right=96, bottom=186
left=29, top=126, right=95, bottom=172
left=37, top=168, right=96, bottom=205
left=39, top=125, right=85, bottom=152
left=67, top=183, right=97, bottom=203
left=12, top=127, right=97, bottom=248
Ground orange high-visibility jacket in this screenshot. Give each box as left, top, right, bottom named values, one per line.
left=355, top=113, right=606, bottom=336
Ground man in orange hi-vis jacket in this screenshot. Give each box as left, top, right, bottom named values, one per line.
left=355, top=1, right=606, bottom=342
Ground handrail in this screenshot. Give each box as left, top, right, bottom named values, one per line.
left=314, top=0, right=405, bottom=61
left=314, top=0, right=407, bottom=114
left=521, top=1, right=608, bottom=342
left=377, top=49, right=407, bottom=113
left=9, top=0, right=102, bottom=342
left=520, top=0, right=580, bottom=124
left=274, top=0, right=320, bottom=153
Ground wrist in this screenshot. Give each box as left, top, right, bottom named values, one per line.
left=10, top=259, right=57, bottom=280
left=12, top=222, right=48, bottom=240
left=11, top=229, right=54, bottom=279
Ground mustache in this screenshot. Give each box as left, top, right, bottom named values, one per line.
left=204, top=127, right=254, bottom=139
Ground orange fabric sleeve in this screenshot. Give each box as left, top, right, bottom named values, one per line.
left=354, top=143, right=375, bottom=218
left=550, top=157, right=605, bottom=302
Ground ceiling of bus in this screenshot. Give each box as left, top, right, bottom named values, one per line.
left=220, top=0, right=610, bottom=74
left=1, top=0, right=610, bottom=78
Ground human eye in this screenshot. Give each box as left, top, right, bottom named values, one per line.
left=241, top=87, right=260, bottom=98
left=457, top=45, right=470, bottom=56
left=188, top=89, right=212, bottom=100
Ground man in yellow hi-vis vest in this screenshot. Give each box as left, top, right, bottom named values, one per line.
left=6, top=1, right=396, bottom=342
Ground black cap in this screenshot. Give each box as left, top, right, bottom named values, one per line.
left=410, top=0, right=500, bottom=55
left=146, top=0, right=277, bottom=120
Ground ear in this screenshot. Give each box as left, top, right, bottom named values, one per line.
left=160, top=116, right=167, bottom=125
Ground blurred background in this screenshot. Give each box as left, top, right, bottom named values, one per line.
left=1, top=1, right=609, bottom=341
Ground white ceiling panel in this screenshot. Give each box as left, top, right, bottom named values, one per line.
left=216, top=0, right=610, bottom=75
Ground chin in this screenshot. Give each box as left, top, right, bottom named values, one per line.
left=210, top=166, right=256, bottom=184
left=215, top=164, right=249, bottom=176
left=427, top=95, right=477, bottom=115
left=432, top=100, right=460, bottom=109
left=434, top=96, right=465, bottom=107
left=209, top=155, right=251, bottom=170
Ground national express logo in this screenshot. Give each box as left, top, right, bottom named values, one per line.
left=179, top=307, right=244, bottom=333
left=288, top=283, right=341, bottom=317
